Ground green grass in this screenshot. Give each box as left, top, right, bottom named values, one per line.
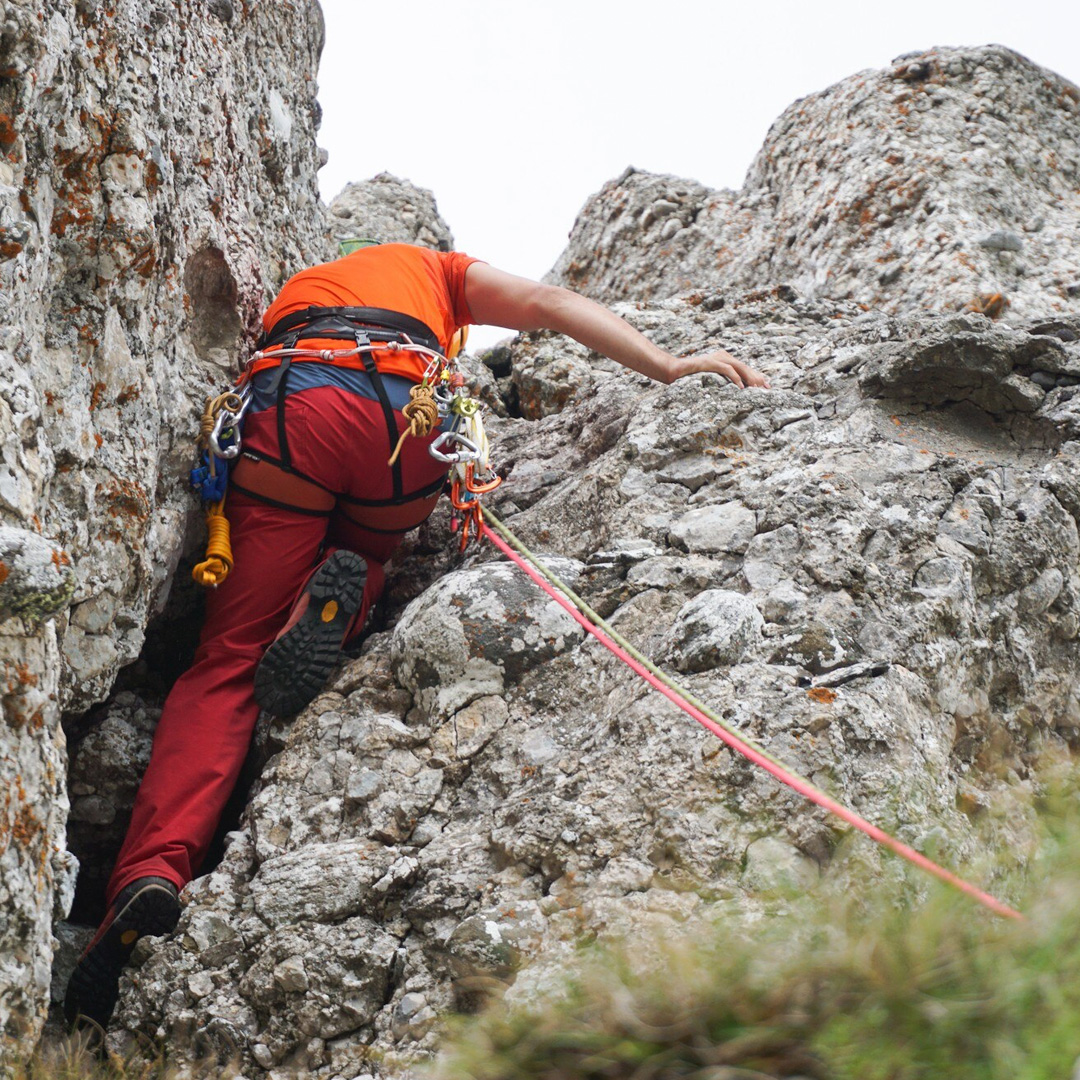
left=15, top=807, right=1080, bottom=1079
left=437, top=806, right=1080, bottom=1080
left=7, top=1037, right=179, bottom=1080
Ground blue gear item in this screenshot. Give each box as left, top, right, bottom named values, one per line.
left=190, top=452, right=230, bottom=502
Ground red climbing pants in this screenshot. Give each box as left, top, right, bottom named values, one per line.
left=106, top=386, right=447, bottom=903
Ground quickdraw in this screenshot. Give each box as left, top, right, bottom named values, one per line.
left=449, top=463, right=502, bottom=551
left=436, top=382, right=501, bottom=551
left=363, top=336, right=502, bottom=552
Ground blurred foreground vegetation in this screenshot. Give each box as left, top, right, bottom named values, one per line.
left=8, top=1038, right=177, bottom=1080
left=17, top=801, right=1080, bottom=1079
left=439, top=803, right=1080, bottom=1080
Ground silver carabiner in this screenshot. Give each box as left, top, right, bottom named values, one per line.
left=209, top=388, right=252, bottom=459
left=428, top=430, right=480, bottom=464
left=432, top=381, right=456, bottom=418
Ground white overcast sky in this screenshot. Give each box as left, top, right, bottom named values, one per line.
left=316, top=0, right=1080, bottom=348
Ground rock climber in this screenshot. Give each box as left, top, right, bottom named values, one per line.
left=64, top=242, right=770, bottom=1034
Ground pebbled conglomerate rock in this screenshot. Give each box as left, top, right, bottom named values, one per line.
left=1, top=0, right=329, bottom=1057
left=549, top=46, right=1080, bottom=321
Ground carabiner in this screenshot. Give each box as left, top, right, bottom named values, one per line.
left=464, top=463, right=502, bottom=495
left=450, top=478, right=484, bottom=552
left=209, top=389, right=251, bottom=459
left=429, top=430, right=480, bottom=464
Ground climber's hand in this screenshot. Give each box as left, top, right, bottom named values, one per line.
left=669, top=350, right=771, bottom=389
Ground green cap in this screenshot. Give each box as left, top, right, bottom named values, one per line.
left=338, top=237, right=381, bottom=257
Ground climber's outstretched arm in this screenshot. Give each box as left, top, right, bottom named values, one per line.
left=464, top=262, right=770, bottom=389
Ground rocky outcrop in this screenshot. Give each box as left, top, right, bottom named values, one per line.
left=549, top=46, right=1080, bottom=319
left=327, top=174, right=454, bottom=253
left=3, top=22, right=1076, bottom=1079
left=1, top=0, right=329, bottom=1056
left=109, top=289, right=1080, bottom=1075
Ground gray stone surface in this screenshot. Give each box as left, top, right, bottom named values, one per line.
left=1, top=0, right=328, bottom=1057
left=548, top=46, right=1080, bottom=322
left=109, top=289, right=1080, bottom=1077
left=662, top=589, right=765, bottom=672
left=1, top=23, right=1076, bottom=1080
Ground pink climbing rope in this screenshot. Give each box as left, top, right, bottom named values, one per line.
left=479, top=521, right=1022, bottom=921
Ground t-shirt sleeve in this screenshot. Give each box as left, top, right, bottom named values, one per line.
left=438, top=250, right=484, bottom=326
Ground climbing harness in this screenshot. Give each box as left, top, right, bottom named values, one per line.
left=227, top=309, right=495, bottom=538
left=189, top=389, right=251, bottom=587
left=189, top=308, right=497, bottom=582
left=453, top=500, right=1022, bottom=921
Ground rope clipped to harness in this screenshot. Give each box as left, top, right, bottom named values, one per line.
left=190, top=391, right=249, bottom=588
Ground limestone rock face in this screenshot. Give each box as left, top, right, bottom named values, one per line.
left=1, top=0, right=328, bottom=1055
left=326, top=174, right=455, bottom=252
left=111, top=289, right=1080, bottom=1076
left=549, top=46, right=1080, bottom=320
left=4, top=24, right=1076, bottom=1080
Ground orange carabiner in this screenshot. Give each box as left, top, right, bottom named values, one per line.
left=449, top=477, right=484, bottom=552
left=464, top=463, right=502, bottom=496
left=450, top=478, right=473, bottom=511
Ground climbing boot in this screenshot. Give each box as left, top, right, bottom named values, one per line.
left=254, top=549, right=367, bottom=715
left=64, top=876, right=181, bottom=1034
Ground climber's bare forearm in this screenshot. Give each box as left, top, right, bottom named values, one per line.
left=464, top=263, right=770, bottom=389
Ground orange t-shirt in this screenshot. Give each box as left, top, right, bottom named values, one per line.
left=258, top=244, right=480, bottom=382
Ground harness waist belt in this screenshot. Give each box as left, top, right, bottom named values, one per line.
left=257, top=306, right=442, bottom=353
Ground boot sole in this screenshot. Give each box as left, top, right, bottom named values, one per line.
left=64, top=881, right=180, bottom=1031
left=254, top=550, right=366, bottom=715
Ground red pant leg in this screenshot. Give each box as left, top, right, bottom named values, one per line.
left=105, top=490, right=330, bottom=901
left=106, top=386, right=449, bottom=902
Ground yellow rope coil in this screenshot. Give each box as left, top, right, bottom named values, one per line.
left=191, top=392, right=243, bottom=589
left=388, top=383, right=440, bottom=466
left=192, top=500, right=234, bottom=587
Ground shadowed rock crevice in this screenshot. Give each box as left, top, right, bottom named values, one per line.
left=184, top=247, right=243, bottom=364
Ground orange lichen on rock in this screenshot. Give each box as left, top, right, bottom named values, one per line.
left=969, top=292, right=1008, bottom=318
left=0, top=113, right=16, bottom=152
left=807, top=687, right=838, bottom=704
